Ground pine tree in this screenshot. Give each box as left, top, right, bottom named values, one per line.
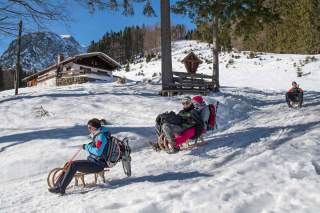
left=243, top=0, right=320, bottom=54
left=87, top=24, right=186, bottom=65
left=173, top=0, right=277, bottom=91
left=0, top=66, right=3, bottom=90
left=125, top=62, right=130, bottom=72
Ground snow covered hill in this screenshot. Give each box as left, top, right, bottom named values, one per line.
left=0, top=40, right=320, bottom=213
left=0, top=32, right=84, bottom=72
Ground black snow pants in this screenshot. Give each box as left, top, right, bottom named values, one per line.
left=58, top=160, right=104, bottom=190
left=286, top=92, right=303, bottom=107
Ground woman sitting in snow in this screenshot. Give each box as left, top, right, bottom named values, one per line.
left=49, top=118, right=110, bottom=195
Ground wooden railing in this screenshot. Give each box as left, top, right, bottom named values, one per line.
left=161, top=71, right=214, bottom=96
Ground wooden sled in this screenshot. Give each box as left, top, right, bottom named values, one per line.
left=47, top=166, right=110, bottom=188
left=180, top=135, right=207, bottom=150
left=153, top=133, right=206, bottom=153
left=47, top=137, right=131, bottom=190
left=74, top=169, right=110, bottom=187
left=290, top=101, right=301, bottom=108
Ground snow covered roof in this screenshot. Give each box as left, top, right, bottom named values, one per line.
left=76, top=52, right=121, bottom=68
left=22, top=52, right=121, bottom=82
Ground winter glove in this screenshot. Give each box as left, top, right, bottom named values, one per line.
left=82, top=144, right=86, bottom=150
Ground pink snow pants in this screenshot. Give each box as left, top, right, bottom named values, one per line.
left=175, top=128, right=206, bottom=147
left=174, top=128, right=196, bottom=147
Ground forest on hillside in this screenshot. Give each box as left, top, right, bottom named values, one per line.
left=87, top=24, right=188, bottom=65
left=88, top=0, right=320, bottom=65
left=181, top=0, right=320, bottom=54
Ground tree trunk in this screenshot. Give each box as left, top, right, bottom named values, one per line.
left=212, top=17, right=220, bottom=92
left=15, top=20, right=22, bottom=96
left=160, top=0, right=173, bottom=90
left=0, top=67, right=2, bottom=91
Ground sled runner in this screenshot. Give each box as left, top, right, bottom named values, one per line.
left=180, top=135, right=208, bottom=150
left=290, top=101, right=301, bottom=108
left=150, top=133, right=207, bottom=153
left=47, top=136, right=131, bottom=189
left=47, top=167, right=110, bottom=188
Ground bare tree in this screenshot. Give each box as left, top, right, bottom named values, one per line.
left=0, top=0, right=68, bottom=36
left=78, top=0, right=155, bottom=16
left=143, top=25, right=161, bottom=54
left=14, top=19, right=22, bottom=95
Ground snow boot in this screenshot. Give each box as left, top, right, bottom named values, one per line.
left=166, top=141, right=180, bottom=154
left=48, top=186, right=65, bottom=195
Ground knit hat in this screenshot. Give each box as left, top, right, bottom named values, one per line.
left=192, top=95, right=203, bottom=104
left=181, top=96, right=192, bottom=102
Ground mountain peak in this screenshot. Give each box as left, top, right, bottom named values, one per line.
left=60, top=34, right=71, bottom=39
left=0, top=32, right=84, bottom=73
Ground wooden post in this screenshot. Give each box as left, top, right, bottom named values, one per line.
left=160, top=0, right=174, bottom=91
left=15, top=20, right=22, bottom=95
left=212, top=17, right=220, bottom=92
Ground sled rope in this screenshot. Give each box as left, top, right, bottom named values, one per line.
left=53, top=148, right=82, bottom=184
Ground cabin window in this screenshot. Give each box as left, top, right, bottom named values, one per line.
left=97, top=70, right=110, bottom=77
left=80, top=66, right=91, bottom=73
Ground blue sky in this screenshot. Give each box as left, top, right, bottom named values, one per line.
left=0, top=1, right=195, bottom=54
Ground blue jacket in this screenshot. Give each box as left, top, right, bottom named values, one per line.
left=85, top=127, right=110, bottom=166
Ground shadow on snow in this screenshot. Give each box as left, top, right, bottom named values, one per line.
left=103, top=171, right=212, bottom=189
left=188, top=121, right=320, bottom=168
left=0, top=125, right=154, bottom=152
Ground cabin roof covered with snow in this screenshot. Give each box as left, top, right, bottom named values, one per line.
left=22, top=52, right=121, bottom=82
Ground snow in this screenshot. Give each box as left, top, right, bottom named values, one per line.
left=1, top=40, right=320, bottom=213
left=60, top=35, right=72, bottom=39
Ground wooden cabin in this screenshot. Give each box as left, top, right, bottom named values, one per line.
left=23, top=52, right=121, bottom=87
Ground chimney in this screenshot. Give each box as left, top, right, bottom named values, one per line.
left=57, top=53, right=64, bottom=64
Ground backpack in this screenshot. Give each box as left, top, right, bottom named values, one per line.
left=101, top=134, right=132, bottom=177
left=207, top=102, right=219, bottom=130
left=100, top=133, right=121, bottom=167
left=156, top=111, right=182, bottom=126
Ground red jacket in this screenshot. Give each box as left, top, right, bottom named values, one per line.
left=288, top=87, right=304, bottom=93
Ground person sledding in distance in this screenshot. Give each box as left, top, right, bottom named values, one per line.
left=154, top=96, right=204, bottom=153
left=48, top=118, right=131, bottom=195
left=286, top=81, right=304, bottom=108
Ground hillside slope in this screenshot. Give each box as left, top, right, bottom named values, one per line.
left=0, top=40, right=319, bottom=213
